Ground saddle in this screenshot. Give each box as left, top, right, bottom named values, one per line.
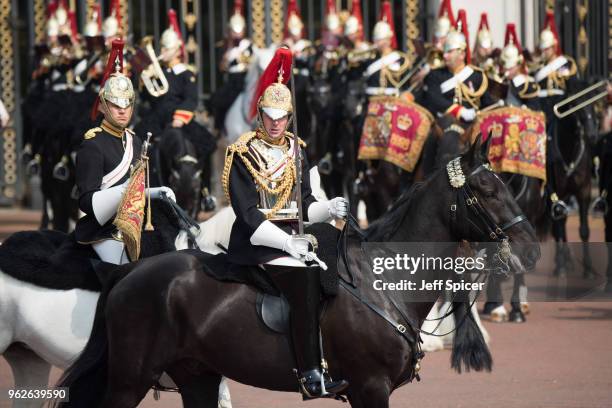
left=192, top=222, right=363, bottom=334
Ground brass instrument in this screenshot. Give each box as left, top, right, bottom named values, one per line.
left=347, top=45, right=377, bottom=62
left=139, top=37, right=169, bottom=97
left=74, top=51, right=102, bottom=85
left=553, top=79, right=610, bottom=118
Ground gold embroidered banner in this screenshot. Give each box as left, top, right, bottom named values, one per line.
left=113, top=160, right=146, bottom=261
left=473, top=106, right=547, bottom=181
left=358, top=96, right=433, bottom=172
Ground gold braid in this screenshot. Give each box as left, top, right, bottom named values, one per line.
left=222, top=131, right=299, bottom=220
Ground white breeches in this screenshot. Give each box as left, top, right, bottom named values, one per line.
left=92, top=239, right=130, bottom=265
left=265, top=256, right=307, bottom=267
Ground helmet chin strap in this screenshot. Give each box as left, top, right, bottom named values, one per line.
left=256, top=107, right=293, bottom=144
left=100, top=97, right=133, bottom=129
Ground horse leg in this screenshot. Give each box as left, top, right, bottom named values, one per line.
left=4, top=344, right=52, bottom=408
left=483, top=274, right=507, bottom=323
left=169, top=368, right=223, bottom=408
left=508, top=274, right=527, bottom=323
left=347, top=382, right=391, bottom=408
left=553, top=218, right=571, bottom=276
left=578, top=195, right=595, bottom=279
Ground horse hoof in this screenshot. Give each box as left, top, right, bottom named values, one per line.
left=520, top=302, right=530, bottom=315
left=509, top=310, right=526, bottom=323
left=482, top=302, right=501, bottom=315
left=583, top=269, right=596, bottom=280
left=490, top=306, right=508, bottom=323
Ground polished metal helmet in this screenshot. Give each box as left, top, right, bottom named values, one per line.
left=434, top=15, right=452, bottom=39
left=501, top=43, right=522, bottom=69
left=373, top=20, right=393, bottom=42
left=443, top=30, right=466, bottom=54
left=539, top=28, right=557, bottom=51
left=102, top=72, right=134, bottom=109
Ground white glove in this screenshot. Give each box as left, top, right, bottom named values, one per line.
left=147, top=186, right=176, bottom=202
left=91, top=181, right=129, bottom=225
left=459, top=107, right=477, bottom=122
left=283, top=235, right=310, bottom=259
left=251, top=220, right=310, bottom=259
left=328, top=197, right=348, bottom=220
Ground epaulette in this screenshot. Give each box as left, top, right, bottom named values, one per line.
left=84, top=127, right=102, bottom=140
left=227, top=131, right=257, bottom=154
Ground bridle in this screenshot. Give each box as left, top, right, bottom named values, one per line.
left=447, top=157, right=527, bottom=249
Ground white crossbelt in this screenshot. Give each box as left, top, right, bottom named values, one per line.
left=364, top=51, right=401, bottom=78
left=537, top=89, right=565, bottom=97
left=440, top=66, right=474, bottom=94
left=366, top=87, right=399, bottom=96
left=534, top=56, right=568, bottom=83
left=101, top=131, right=133, bottom=190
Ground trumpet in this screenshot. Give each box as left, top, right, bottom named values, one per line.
left=553, top=79, right=610, bottom=118
left=139, top=36, right=169, bottom=97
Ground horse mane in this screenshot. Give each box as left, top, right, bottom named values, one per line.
left=365, top=181, right=425, bottom=242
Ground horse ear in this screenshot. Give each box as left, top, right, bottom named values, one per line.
left=480, top=130, right=493, bottom=162
left=466, top=132, right=482, bottom=167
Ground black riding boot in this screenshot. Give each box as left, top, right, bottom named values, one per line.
left=265, top=264, right=349, bottom=399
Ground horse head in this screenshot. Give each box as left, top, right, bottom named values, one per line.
left=307, top=76, right=332, bottom=115
left=343, top=79, right=366, bottom=120
left=458, top=133, right=541, bottom=271
left=159, top=128, right=201, bottom=217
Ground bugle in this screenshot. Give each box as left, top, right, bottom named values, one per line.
left=553, top=79, right=609, bottom=118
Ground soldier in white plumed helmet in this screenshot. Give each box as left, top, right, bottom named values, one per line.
left=472, top=13, right=502, bottom=82
left=423, top=9, right=494, bottom=124
left=75, top=39, right=175, bottom=265
left=499, top=23, right=541, bottom=111
left=207, top=0, right=253, bottom=134
left=534, top=10, right=579, bottom=219
left=223, top=46, right=349, bottom=400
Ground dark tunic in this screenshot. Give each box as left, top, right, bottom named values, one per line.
left=423, top=65, right=496, bottom=118
left=505, top=75, right=542, bottom=111
left=74, top=121, right=142, bottom=244
left=227, top=138, right=317, bottom=265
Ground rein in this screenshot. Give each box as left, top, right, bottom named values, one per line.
left=337, top=157, right=529, bottom=377
left=159, top=193, right=202, bottom=249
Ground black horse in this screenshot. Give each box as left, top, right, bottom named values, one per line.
left=548, top=82, right=600, bottom=278
left=154, top=129, right=203, bottom=218
left=55, top=135, right=539, bottom=408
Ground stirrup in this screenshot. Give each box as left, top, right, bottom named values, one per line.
left=26, top=154, right=41, bottom=177
left=551, top=199, right=569, bottom=220
left=590, top=192, right=608, bottom=216
left=201, top=188, right=217, bottom=212
left=295, top=367, right=348, bottom=400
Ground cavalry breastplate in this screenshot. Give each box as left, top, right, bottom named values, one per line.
left=249, top=138, right=298, bottom=221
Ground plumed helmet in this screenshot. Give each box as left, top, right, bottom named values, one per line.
left=102, top=72, right=134, bottom=109
left=46, top=16, right=60, bottom=37
left=344, top=15, right=359, bottom=36
left=287, top=13, right=303, bottom=37
left=373, top=20, right=393, bottom=42
left=444, top=30, right=466, bottom=53
left=434, top=16, right=452, bottom=39
left=539, top=11, right=560, bottom=54
left=229, top=0, right=246, bottom=34
left=435, top=0, right=455, bottom=39
left=250, top=47, right=293, bottom=120
left=501, top=23, right=523, bottom=69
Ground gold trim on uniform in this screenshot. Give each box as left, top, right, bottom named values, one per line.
left=518, top=78, right=540, bottom=99
left=101, top=119, right=124, bottom=138
left=545, top=56, right=577, bottom=93
left=455, top=65, right=488, bottom=109
left=84, top=127, right=103, bottom=140
left=222, top=130, right=306, bottom=220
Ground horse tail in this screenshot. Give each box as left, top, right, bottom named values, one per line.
left=450, top=301, right=493, bottom=373
left=53, top=267, right=130, bottom=407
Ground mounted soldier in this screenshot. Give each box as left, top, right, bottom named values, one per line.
left=410, top=0, right=455, bottom=93
left=75, top=39, right=175, bottom=265
left=222, top=47, right=349, bottom=399
left=499, top=23, right=541, bottom=111
left=135, top=9, right=216, bottom=212
left=423, top=9, right=495, bottom=124
left=208, top=0, right=253, bottom=135
left=472, top=13, right=501, bottom=83
left=534, top=11, right=579, bottom=218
